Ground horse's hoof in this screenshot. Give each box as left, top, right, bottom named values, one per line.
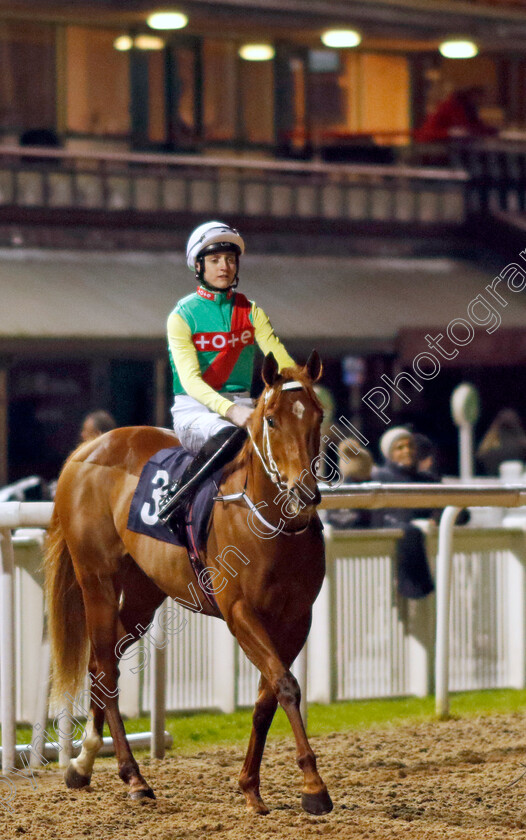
left=245, top=794, right=269, bottom=816
left=301, top=788, right=333, bottom=815
left=129, top=788, right=156, bottom=803
left=64, top=764, right=91, bottom=790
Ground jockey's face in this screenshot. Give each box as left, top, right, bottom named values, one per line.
left=203, top=250, right=237, bottom=290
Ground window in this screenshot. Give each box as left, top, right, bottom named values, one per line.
left=146, top=48, right=166, bottom=143
left=240, top=58, right=274, bottom=144
left=309, top=51, right=410, bottom=145
left=0, top=22, right=56, bottom=136
left=65, top=27, right=130, bottom=136
left=203, top=39, right=237, bottom=142
left=167, top=42, right=199, bottom=148
left=203, top=38, right=275, bottom=147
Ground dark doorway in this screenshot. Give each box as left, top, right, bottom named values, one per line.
left=7, top=358, right=156, bottom=483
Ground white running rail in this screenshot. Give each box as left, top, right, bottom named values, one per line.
left=2, top=486, right=526, bottom=772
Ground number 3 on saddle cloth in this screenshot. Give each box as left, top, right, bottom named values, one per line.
left=127, top=446, right=224, bottom=613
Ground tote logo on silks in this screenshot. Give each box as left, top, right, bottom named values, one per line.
left=192, top=328, right=254, bottom=352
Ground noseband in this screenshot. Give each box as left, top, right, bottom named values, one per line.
left=216, top=380, right=318, bottom=535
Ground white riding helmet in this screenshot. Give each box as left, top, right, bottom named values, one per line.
left=186, top=221, right=245, bottom=272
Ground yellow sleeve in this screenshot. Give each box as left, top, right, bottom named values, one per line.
left=167, top=311, right=233, bottom=417
left=252, top=303, right=295, bottom=369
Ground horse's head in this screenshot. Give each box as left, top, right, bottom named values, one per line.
left=248, top=350, right=324, bottom=513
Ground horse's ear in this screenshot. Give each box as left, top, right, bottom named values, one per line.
left=262, top=352, right=279, bottom=387
left=303, top=350, right=323, bottom=383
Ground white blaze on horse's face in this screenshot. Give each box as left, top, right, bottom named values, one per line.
left=292, top=400, right=305, bottom=420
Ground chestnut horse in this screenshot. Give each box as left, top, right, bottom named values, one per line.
left=44, top=351, right=333, bottom=815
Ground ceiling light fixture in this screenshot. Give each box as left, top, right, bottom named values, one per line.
left=134, top=34, right=165, bottom=50
left=147, top=10, right=188, bottom=30
left=113, top=35, right=133, bottom=51
left=439, top=39, right=478, bottom=59
left=238, top=43, right=275, bottom=61
left=321, top=29, right=361, bottom=48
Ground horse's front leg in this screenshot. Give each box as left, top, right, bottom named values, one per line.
left=230, top=600, right=333, bottom=815
left=238, top=675, right=277, bottom=814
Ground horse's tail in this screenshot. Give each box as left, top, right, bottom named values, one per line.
left=44, top=512, right=89, bottom=706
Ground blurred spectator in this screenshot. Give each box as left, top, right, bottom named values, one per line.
left=20, top=128, right=61, bottom=148
left=0, top=475, right=51, bottom=502
left=326, top=437, right=373, bottom=529
left=46, top=410, right=117, bottom=498
left=372, top=427, right=437, bottom=510
left=476, top=408, right=526, bottom=477
left=414, top=86, right=496, bottom=144
left=19, top=128, right=61, bottom=165
left=339, top=437, right=373, bottom=483
left=413, top=432, right=439, bottom=478
left=80, top=410, right=117, bottom=443
left=372, top=426, right=435, bottom=599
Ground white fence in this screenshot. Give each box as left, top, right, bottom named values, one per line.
left=2, top=489, right=526, bottom=772
left=7, top=521, right=526, bottom=723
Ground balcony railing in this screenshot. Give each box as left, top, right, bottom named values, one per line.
left=449, top=140, right=526, bottom=214
left=0, top=145, right=468, bottom=227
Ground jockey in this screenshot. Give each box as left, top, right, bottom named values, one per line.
left=158, top=220, right=295, bottom=524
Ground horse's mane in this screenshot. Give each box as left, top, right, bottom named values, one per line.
left=223, top=365, right=323, bottom=478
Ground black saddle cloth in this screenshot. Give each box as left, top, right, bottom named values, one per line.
left=127, top=446, right=222, bottom=551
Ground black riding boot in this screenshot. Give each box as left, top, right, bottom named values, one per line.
left=157, top=426, right=248, bottom=526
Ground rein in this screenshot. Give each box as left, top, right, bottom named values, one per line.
left=217, top=486, right=310, bottom=536
left=216, top=379, right=311, bottom=536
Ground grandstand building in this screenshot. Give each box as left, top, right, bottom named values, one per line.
left=0, top=0, right=525, bottom=481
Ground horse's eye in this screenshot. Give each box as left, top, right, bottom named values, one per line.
left=267, top=416, right=275, bottom=428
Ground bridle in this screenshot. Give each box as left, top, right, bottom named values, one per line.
left=248, top=380, right=304, bottom=493
left=216, top=380, right=317, bottom=536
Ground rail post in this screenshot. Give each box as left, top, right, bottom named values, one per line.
left=0, top=527, right=16, bottom=772
left=308, top=522, right=334, bottom=704
left=30, top=616, right=51, bottom=768
left=506, top=527, right=526, bottom=689
left=294, top=643, right=308, bottom=731
left=150, top=601, right=167, bottom=759
left=213, top=618, right=237, bottom=713
left=435, top=506, right=460, bottom=718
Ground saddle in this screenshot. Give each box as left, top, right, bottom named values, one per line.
left=127, top=446, right=224, bottom=612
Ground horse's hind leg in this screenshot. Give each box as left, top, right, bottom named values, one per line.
left=116, top=555, right=166, bottom=641
left=238, top=676, right=277, bottom=815
left=73, top=572, right=155, bottom=801
left=64, top=558, right=164, bottom=793
left=64, top=667, right=105, bottom=789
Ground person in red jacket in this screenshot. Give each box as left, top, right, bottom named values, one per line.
left=414, top=86, right=496, bottom=143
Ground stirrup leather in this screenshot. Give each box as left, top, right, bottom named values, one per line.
left=157, top=426, right=248, bottom=526
left=157, top=479, right=187, bottom=523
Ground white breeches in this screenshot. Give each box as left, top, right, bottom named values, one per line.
left=171, top=392, right=254, bottom=455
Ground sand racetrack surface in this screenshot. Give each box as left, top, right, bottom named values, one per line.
left=3, top=713, right=526, bottom=839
